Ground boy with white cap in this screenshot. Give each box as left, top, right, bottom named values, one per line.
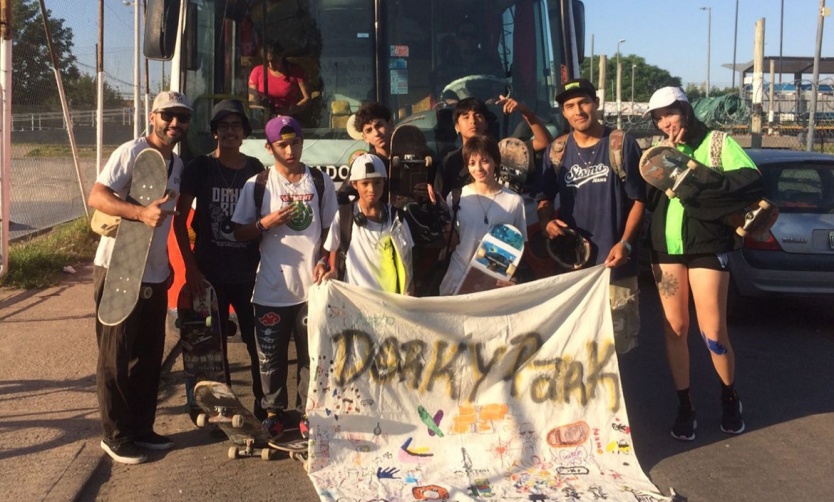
left=321, top=153, right=414, bottom=294
left=232, top=115, right=338, bottom=437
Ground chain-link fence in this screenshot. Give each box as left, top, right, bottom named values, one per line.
left=4, top=0, right=146, bottom=244
left=604, top=78, right=834, bottom=152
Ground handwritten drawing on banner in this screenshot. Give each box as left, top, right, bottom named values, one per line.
left=306, top=265, right=667, bottom=501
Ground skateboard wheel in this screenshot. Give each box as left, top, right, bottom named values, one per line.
left=476, top=248, right=486, bottom=258
left=205, top=316, right=213, bottom=328
left=228, top=446, right=239, bottom=459
left=196, top=413, right=208, bottom=428
left=391, top=156, right=401, bottom=168
left=424, top=156, right=432, bottom=168
left=261, top=449, right=274, bottom=461
left=665, top=188, right=676, bottom=199
left=507, top=264, right=516, bottom=276
left=232, top=414, right=244, bottom=428
left=141, top=286, right=153, bottom=299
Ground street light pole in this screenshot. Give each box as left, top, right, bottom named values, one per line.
left=631, top=64, right=636, bottom=111
left=700, top=6, right=711, bottom=98
left=124, top=1, right=140, bottom=137
left=616, top=38, right=626, bottom=130
left=732, top=0, right=739, bottom=92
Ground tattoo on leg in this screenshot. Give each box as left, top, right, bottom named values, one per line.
left=701, top=330, right=728, bottom=355
left=657, top=272, right=679, bottom=298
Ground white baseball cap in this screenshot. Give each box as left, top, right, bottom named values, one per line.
left=349, top=153, right=387, bottom=181
left=643, top=86, right=689, bottom=119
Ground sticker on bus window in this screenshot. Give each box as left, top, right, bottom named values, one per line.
left=356, top=32, right=370, bottom=39
left=390, top=70, right=408, bottom=95
left=389, top=58, right=407, bottom=70
left=390, top=45, right=409, bottom=58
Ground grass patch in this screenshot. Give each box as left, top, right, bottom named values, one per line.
left=25, top=144, right=117, bottom=158
left=1, top=217, right=99, bottom=289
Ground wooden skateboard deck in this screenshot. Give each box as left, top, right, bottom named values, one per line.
left=268, top=434, right=310, bottom=470
left=389, top=123, right=432, bottom=204
left=640, top=145, right=778, bottom=237
left=177, top=281, right=228, bottom=416
left=193, top=381, right=276, bottom=460
left=497, top=137, right=531, bottom=193
left=455, top=223, right=524, bottom=295
left=98, top=148, right=169, bottom=326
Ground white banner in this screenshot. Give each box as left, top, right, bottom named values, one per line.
left=306, top=265, right=667, bottom=501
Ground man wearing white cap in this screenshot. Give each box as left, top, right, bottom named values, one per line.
left=232, top=115, right=338, bottom=438
left=321, top=153, right=414, bottom=293
left=88, top=90, right=192, bottom=464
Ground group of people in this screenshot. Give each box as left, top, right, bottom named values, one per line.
left=88, top=76, right=762, bottom=465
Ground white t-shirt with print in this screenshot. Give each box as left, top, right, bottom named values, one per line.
left=93, top=137, right=182, bottom=283
left=323, top=204, right=414, bottom=291
left=439, top=185, right=527, bottom=295
left=232, top=165, right=337, bottom=306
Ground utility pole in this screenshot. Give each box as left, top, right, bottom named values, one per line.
left=807, top=0, right=828, bottom=152
left=589, top=34, right=594, bottom=84
left=616, top=39, right=626, bottom=130
left=97, top=0, right=103, bottom=174
left=598, top=54, right=607, bottom=122
left=700, top=6, right=711, bottom=98
left=752, top=19, right=765, bottom=149
left=631, top=64, right=636, bottom=112
left=732, top=0, right=739, bottom=92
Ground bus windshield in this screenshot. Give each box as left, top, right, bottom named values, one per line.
left=170, top=0, right=571, bottom=174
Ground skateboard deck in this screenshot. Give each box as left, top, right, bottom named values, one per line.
left=193, top=380, right=276, bottom=460
left=268, top=434, right=310, bottom=470
left=98, top=148, right=169, bottom=326
left=640, top=146, right=778, bottom=237
left=497, top=137, right=531, bottom=194
left=455, top=223, right=524, bottom=295
left=546, top=227, right=591, bottom=271
left=177, top=281, right=228, bottom=417
left=389, top=123, right=433, bottom=204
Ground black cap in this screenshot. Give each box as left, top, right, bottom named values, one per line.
left=210, top=99, right=252, bottom=137
left=554, top=78, right=597, bottom=105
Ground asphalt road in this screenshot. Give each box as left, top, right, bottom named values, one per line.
left=77, top=274, right=834, bottom=501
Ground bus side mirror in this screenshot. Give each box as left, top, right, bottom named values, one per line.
left=144, top=0, right=179, bottom=60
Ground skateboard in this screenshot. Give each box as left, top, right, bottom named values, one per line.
left=98, top=148, right=169, bottom=326
left=389, top=123, right=433, bottom=203
left=455, top=223, right=525, bottom=295
left=546, top=227, right=591, bottom=271
left=176, top=281, right=228, bottom=418
left=640, top=146, right=778, bottom=237
left=497, top=137, right=531, bottom=194
left=193, top=380, right=277, bottom=460
left=268, top=434, right=310, bottom=470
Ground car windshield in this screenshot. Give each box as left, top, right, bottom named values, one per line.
left=762, top=162, right=834, bottom=214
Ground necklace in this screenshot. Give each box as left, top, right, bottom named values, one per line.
left=475, top=189, right=500, bottom=225
left=213, top=155, right=241, bottom=196
left=573, top=140, right=597, bottom=167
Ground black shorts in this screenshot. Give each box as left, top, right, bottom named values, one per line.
left=651, top=251, right=729, bottom=271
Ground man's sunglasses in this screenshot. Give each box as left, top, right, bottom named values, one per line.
left=158, top=111, right=192, bottom=123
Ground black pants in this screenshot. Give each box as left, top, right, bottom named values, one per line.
left=94, top=265, right=167, bottom=444
left=213, top=280, right=264, bottom=414
left=252, top=302, right=309, bottom=414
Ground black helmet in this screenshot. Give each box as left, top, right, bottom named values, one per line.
left=210, top=99, right=252, bottom=137
left=547, top=228, right=591, bottom=270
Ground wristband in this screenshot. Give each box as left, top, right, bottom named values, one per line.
left=317, top=258, right=330, bottom=271
left=255, top=219, right=267, bottom=232
left=620, top=240, right=632, bottom=255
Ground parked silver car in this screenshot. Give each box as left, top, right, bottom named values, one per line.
left=729, top=149, right=834, bottom=309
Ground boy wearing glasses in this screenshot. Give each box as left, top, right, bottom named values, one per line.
left=173, top=99, right=266, bottom=419
left=88, top=91, right=192, bottom=464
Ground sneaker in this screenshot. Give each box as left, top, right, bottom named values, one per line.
left=670, top=407, right=697, bottom=441
left=134, top=431, right=175, bottom=451
left=100, top=440, right=147, bottom=465
left=721, top=396, right=746, bottom=434
left=262, top=414, right=285, bottom=439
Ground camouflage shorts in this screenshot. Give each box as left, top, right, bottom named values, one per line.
left=609, top=275, right=640, bottom=354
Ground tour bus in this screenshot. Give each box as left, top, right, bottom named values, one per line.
left=144, top=0, right=586, bottom=299
left=144, top=0, right=585, bottom=178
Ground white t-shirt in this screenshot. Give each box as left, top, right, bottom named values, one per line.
left=93, top=137, right=182, bottom=283
left=439, top=185, right=527, bottom=295
left=323, top=204, right=414, bottom=292
left=232, top=165, right=337, bottom=306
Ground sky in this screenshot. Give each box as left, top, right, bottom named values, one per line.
left=48, top=0, right=832, bottom=97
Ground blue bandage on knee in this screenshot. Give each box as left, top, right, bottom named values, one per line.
left=701, top=330, right=728, bottom=355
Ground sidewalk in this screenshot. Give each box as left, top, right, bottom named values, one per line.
left=0, top=263, right=180, bottom=501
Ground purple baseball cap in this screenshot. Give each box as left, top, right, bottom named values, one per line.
left=265, top=115, right=303, bottom=143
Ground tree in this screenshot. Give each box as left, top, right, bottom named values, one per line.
left=580, top=54, right=682, bottom=102
left=12, top=0, right=80, bottom=111
left=65, top=74, right=125, bottom=109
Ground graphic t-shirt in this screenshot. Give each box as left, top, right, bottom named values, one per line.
left=232, top=165, right=338, bottom=306
left=180, top=154, right=264, bottom=284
